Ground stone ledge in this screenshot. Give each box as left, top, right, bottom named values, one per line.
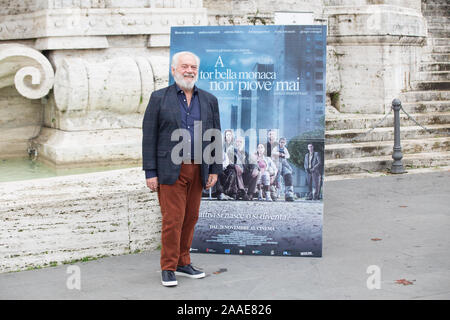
left=33, top=127, right=142, bottom=167
left=327, top=35, right=426, bottom=46
left=324, top=165, right=450, bottom=181
left=34, top=36, right=109, bottom=50
left=325, top=124, right=450, bottom=144
left=325, top=137, right=450, bottom=159
left=0, top=8, right=208, bottom=40
left=326, top=111, right=450, bottom=130
left=0, top=167, right=160, bottom=273
left=325, top=151, right=450, bottom=175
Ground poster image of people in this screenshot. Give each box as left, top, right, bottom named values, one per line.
left=170, top=25, right=325, bottom=257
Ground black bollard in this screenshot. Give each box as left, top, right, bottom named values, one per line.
left=391, top=99, right=406, bottom=174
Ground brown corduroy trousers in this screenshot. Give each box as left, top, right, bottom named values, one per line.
left=156, top=162, right=203, bottom=271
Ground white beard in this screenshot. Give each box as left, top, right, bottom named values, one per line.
left=174, top=71, right=198, bottom=90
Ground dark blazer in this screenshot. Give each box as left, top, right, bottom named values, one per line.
left=142, top=84, right=223, bottom=187
left=304, top=151, right=321, bottom=174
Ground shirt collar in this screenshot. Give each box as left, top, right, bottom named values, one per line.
left=175, top=83, right=198, bottom=94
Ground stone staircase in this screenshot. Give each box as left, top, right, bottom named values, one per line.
left=325, top=0, right=450, bottom=178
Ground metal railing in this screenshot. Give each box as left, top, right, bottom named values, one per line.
left=348, top=98, right=448, bottom=174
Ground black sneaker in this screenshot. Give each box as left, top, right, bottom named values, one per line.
left=161, top=270, right=178, bottom=287
left=175, top=264, right=206, bottom=279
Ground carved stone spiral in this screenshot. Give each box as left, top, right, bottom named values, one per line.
left=0, top=44, right=55, bottom=99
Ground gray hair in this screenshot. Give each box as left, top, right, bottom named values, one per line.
left=171, top=51, right=200, bottom=69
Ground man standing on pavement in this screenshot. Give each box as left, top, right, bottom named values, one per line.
left=142, top=51, right=223, bottom=287
left=304, top=143, right=321, bottom=201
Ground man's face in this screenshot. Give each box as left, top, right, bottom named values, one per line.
left=279, top=140, right=286, bottom=148
left=172, top=54, right=198, bottom=90
left=308, top=144, right=314, bottom=153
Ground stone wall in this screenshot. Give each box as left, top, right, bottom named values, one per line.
left=204, top=0, right=324, bottom=25
left=0, top=2, right=207, bottom=163
left=0, top=0, right=204, bottom=15
left=324, top=0, right=422, bottom=11
left=0, top=0, right=428, bottom=162
left=0, top=86, right=42, bottom=158
left=0, top=168, right=160, bottom=273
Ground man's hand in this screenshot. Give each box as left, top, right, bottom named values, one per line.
left=205, top=174, right=218, bottom=190
left=146, top=177, right=159, bottom=192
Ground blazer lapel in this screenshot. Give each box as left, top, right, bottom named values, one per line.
left=166, top=84, right=181, bottom=128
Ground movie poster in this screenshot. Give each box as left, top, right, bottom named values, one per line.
left=169, top=25, right=326, bottom=257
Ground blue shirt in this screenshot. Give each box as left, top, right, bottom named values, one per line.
left=145, top=84, right=201, bottom=179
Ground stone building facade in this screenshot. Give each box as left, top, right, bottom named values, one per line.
left=0, top=0, right=448, bottom=174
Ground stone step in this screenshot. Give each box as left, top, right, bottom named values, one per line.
left=430, top=38, right=450, bottom=47
left=426, top=16, right=450, bottom=25
left=423, top=10, right=450, bottom=17
left=422, top=44, right=450, bottom=54
left=427, top=23, right=450, bottom=31
left=401, top=100, right=450, bottom=113
left=423, top=8, right=450, bottom=17
left=423, top=0, right=449, bottom=5
left=427, top=29, right=450, bottom=38
left=325, top=151, right=450, bottom=176
left=423, top=0, right=448, bottom=4
left=326, top=112, right=450, bottom=130
left=419, top=62, right=450, bottom=72
left=423, top=0, right=449, bottom=6
left=411, top=81, right=450, bottom=91
left=423, top=3, right=450, bottom=11
left=399, top=90, right=450, bottom=102
left=325, top=124, right=450, bottom=144
left=424, top=13, right=450, bottom=19
left=423, top=4, right=450, bottom=10
left=324, top=165, right=450, bottom=181
left=325, top=137, right=449, bottom=160
left=417, top=71, right=450, bottom=81
left=421, top=53, right=450, bottom=62
left=432, top=46, right=450, bottom=53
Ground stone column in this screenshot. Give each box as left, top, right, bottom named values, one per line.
left=325, top=0, right=426, bottom=114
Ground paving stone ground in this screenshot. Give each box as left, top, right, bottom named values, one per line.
left=0, top=171, right=449, bottom=300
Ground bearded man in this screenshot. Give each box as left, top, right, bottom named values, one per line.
left=142, top=51, right=222, bottom=287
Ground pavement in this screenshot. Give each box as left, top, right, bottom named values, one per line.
left=0, top=171, right=449, bottom=300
